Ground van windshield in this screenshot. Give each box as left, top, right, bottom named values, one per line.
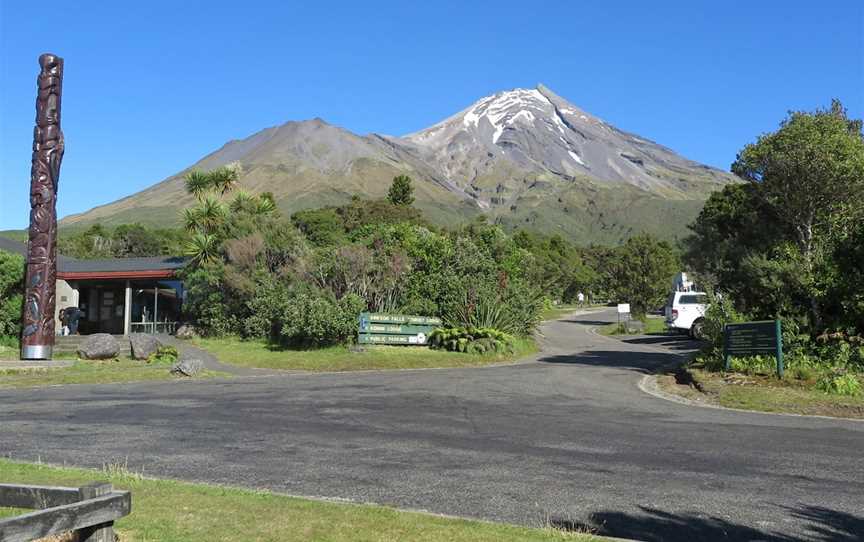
left=679, top=294, right=708, bottom=304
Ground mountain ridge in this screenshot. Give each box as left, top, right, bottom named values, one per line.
left=60, top=84, right=737, bottom=243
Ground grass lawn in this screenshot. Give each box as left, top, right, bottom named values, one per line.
left=194, top=337, right=537, bottom=372
left=0, top=459, right=604, bottom=542
left=0, top=358, right=226, bottom=389
left=598, top=316, right=667, bottom=336
left=0, top=339, right=77, bottom=361
left=657, top=366, right=864, bottom=419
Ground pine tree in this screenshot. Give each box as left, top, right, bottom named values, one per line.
left=387, top=175, right=415, bottom=206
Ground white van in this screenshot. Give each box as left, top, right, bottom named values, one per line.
left=665, top=291, right=708, bottom=338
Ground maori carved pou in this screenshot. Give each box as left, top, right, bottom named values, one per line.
left=21, top=54, right=64, bottom=360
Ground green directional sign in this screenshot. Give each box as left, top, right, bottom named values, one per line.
left=358, top=333, right=430, bottom=345
left=357, top=312, right=440, bottom=346
left=367, top=313, right=442, bottom=326
left=723, top=320, right=783, bottom=377
left=360, top=323, right=436, bottom=335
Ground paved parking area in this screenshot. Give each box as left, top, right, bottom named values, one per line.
left=1, top=310, right=862, bottom=541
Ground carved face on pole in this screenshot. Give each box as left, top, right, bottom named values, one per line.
left=21, top=53, right=64, bottom=360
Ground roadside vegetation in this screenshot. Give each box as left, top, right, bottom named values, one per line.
left=194, top=337, right=536, bottom=372
left=0, top=339, right=220, bottom=388
left=157, top=167, right=680, bottom=370
left=1, top=165, right=684, bottom=372
left=0, top=351, right=224, bottom=389
left=0, top=459, right=605, bottom=542
left=658, top=367, right=864, bottom=418
left=665, top=100, right=864, bottom=414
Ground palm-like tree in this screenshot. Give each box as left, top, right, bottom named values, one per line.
left=254, top=194, right=277, bottom=216
left=183, top=232, right=220, bottom=266
left=229, top=190, right=254, bottom=213
left=210, top=162, right=241, bottom=195
left=184, top=170, right=211, bottom=200
left=179, top=162, right=245, bottom=267
left=182, top=207, right=203, bottom=232
left=196, top=195, right=228, bottom=234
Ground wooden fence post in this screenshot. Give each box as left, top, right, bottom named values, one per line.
left=77, top=482, right=115, bottom=542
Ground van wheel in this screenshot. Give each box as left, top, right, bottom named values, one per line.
left=690, top=319, right=705, bottom=340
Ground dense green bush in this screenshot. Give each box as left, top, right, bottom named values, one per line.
left=181, top=170, right=663, bottom=349
left=429, top=327, right=515, bottom=354
left=182, top=265, right=242, bottom=336
left=59, top=223, right=183, bottom=259
left=817, top=369, right=862, bottom=396
left=278, top=290, right=364, bottom=347
left=0, top=250, right=24, bottom=338
left=148, top=345, right=179, bottom=364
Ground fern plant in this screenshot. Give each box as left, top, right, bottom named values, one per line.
left=429, top=326, right=515, bottom=354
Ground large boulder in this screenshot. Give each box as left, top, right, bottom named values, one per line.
left=129, top=333, right=162, bottom=360
left=170, top=357, right=205, bottom=377
left=78, top=333, right=120, bottom=360
left=175, top=324, right=197, bottom=340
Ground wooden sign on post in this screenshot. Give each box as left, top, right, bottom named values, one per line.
left=358, top=313, right=442, bottom=345
left=723, top=320, right=784, bottom=378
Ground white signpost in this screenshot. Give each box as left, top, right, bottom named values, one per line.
left=617, top=303, right=631, bottom=332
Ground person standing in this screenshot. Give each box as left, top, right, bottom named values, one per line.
left=64, top=306, right=82, bottom=335
left=59, top=308, right=69, bottom=336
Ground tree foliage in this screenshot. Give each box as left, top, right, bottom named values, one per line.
left=387, top=175, right=415, bottom=206
left=0, top=250, right=24, bottom=338
left=687, top=100, right=864, bottom=334
left=609, top=234, right=680, bottom=316
left=58, top=223, right=183, bottom=259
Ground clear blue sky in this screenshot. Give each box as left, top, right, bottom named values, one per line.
left=1, top=0, right=861, bottom=230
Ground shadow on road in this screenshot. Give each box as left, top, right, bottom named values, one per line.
left=559, top=318, right=614, bottom=326
left=619, top=334, right=700, bottom=353
left=549, top=504, right=864, bottom=542
left=536, top=349, right=673, bottom=373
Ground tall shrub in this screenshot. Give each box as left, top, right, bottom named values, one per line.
left=0, top=250, right=24, bottom=338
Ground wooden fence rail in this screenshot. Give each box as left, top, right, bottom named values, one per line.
left=0, top=481, right=131, bottom=542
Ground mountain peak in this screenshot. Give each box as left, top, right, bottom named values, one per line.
left=401, top=84, right=733, bottom=194
left=61, top=84, right=737, bottom=245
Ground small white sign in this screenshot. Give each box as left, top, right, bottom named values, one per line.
left=617, top=303, right=630, bottom=314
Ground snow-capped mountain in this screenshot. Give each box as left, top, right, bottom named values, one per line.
left=398, top=84, right=732, bottom=198
left=60, top=85, right=737, bottom=243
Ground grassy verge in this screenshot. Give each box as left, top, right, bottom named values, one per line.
left=0, top=336, right=24, bottom=360
left=0, top=359, right=226, bottom=389
left=0, top=459, right=604, bottom=542
left=194, top=337, right=537, bottom=372
left=657, top=366, right=864, bottom=419
left=0, top=337, right=77, bottom=361
left=598, top=317, right=667, bottom=336
left=540, top=304, right=605, bottom=321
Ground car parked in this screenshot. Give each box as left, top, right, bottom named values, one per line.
left=665, top=291, right=708, bottom=339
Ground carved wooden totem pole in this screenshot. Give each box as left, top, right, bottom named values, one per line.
left=21, top=54, right=64, bottom=360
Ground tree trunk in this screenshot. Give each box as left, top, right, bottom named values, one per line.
left=798, top=220, right=823, bottom=332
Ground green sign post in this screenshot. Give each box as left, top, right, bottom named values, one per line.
left=358, top=313, right=442, bottom=346
left=723, top=320, right=784, bottom=378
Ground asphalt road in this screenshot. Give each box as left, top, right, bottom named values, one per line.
left=1, top=309, right=862, bottom=542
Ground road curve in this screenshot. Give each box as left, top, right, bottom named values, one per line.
left=1, top=309, right=862, bottom=541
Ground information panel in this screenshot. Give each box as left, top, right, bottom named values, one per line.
left=723, top=320, right=784, bottom=377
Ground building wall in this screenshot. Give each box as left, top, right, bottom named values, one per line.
left=54, top=279, right=79, bottom=333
